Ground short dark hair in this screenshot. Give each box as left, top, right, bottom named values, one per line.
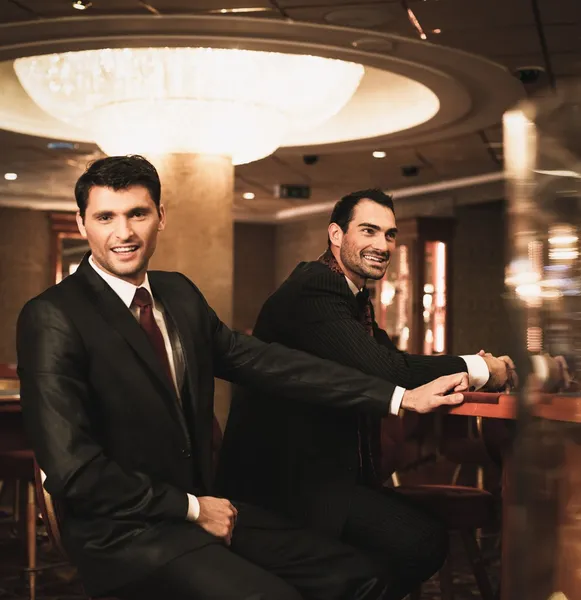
left=328, top=188, right=395, bottom=247
left=75, top=155, right=161, bottom=219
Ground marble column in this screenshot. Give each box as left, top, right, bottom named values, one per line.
left=0, top=208, right=51, bottom=363
left=150, top=154, right=234, bottom=428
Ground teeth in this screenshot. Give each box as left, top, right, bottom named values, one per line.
left=363, top=255, right=384, bottom=263
left=112, top=247, right=137, bottom=253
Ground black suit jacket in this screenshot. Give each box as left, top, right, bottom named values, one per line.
left=218, top=261, right=467, bottom=535
left=17, top=256, right=397, bottom=596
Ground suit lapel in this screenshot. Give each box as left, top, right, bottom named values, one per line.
left=149, top=273, right=200, bottom=419
left=305, top=261, right=360, bottom=312
left=74, top=256, right=177, bottom=400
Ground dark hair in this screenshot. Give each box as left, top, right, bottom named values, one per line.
left=75, top=155, right=161, bottom=219
left=328, top=188, right=395, bottom=247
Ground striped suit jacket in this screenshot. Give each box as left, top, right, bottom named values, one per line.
left=218, top=261, right=466, bottom=535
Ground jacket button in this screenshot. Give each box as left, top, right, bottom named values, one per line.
left=181, top=449, right=191, bottom=458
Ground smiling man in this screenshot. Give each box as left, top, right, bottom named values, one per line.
left=17, top=161, right=472, bottom=600
left=219, top=188, right=516, bottom=600
left=77, top=184, right=164, bottom=284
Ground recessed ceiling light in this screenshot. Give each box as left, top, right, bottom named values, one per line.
left=72, top=0, right=92, bottom=10
left=242, top=192, right=256, bottom=200
left=432, top=28, right=442, bottom=34
left=372, top=151, right=386, bottom=159
left=4, top=172, right=18, bottom=181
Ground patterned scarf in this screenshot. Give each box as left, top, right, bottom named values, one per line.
left=318, top=248, right=382, bottom=485
left=318, top=248, right=373, bottom=334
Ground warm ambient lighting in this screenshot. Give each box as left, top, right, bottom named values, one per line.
left=380, top=281, right=396, bottom=306
left=213, top=7, right=272, bottom=13
left=3, top=172, right=17, bottom=180
left=72, top=0, right=92, bottom=9
left=14, top=48, right=364, bottom=165
left=549, top=225, right=578, bottom=246
left=372, top=150, right=386, bottom=159
left=407, top=8, right=427, bottom=40
left=503, top=110, right=536, bottom=179
left=535, top=169, right=581, bottom=179
left=242, top=192, right=255, bottom=200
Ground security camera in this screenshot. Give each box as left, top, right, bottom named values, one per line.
left=401, top=165, right=419, bottom=177
left=302, top=155, right=319, bottom=166
left=513, top=66, right=545, bottom=85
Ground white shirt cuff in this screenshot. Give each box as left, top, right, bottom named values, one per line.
left=390, top=386, right=406, bottom=415
left=186, top=493, right=200, bottom=521
left=530, top=354, right=550, bottom=383
left=460, top=355, right=490, bottom=390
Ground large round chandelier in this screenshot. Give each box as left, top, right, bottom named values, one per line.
left=13, top=47, right=364, bottom=165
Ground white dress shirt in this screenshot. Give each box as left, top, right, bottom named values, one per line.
left=89, top=256, right=200, bottom=521
left=344, top=276, right=490, bottom=415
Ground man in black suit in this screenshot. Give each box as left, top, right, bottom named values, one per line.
left=219, top=189, right=516, bottom=599
left=17, top=162, right=469, bottom=600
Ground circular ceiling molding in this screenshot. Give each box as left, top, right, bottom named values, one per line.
left=0, top=15, right=525, bottom=153
left=323, top=7, right=395, bottom=28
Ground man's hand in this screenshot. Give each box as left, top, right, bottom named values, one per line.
left=535, top=354, right=573, bottom=392
left=478, top=350, right=517, bottom=391
left=196, top=497, right=238, bottom=546
left=400, top=373, right=468, bottom=414
left=554, top=355, right=573, bottom=390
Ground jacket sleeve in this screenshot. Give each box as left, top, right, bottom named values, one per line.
left=17, top=298, right=188, bottom=521
left=207, top=307, right=396, bottom=417
left=289, top=275, right=467, bottom=390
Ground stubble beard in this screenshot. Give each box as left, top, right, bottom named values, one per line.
left=340, top=245, right=388, bottom=282
left=103, top=251, right=148, bottom=283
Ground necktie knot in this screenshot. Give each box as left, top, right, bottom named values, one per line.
left=133, top=287, right=153, bottom=309
left=356, top=288, right=370, bottom=305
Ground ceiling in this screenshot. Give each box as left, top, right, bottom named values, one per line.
left=0, top=0, right=578, bottom=221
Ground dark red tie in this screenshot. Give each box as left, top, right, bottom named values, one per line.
left=354, top=289, right=381, bottom=483
left=356, top=288, right=374, bottom=335
left=133, top=287, right=174, bottom=388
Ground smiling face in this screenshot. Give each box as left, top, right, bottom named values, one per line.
left=76, top=185, right=166, bottom=285
left=328, top=198, right=397, bottom=288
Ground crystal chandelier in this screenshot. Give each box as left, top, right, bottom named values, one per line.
left=14, top=48, right=364, bottom=165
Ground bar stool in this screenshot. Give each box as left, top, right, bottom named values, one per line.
left=0, top=366, right=46, bottom=600
left=34, top=462, right=119, bottom=600
left=397, top=483, right=496, bottom=600
left=0, top=449, right=39, bottom=599
left=380, top=414, right=498, bottom=600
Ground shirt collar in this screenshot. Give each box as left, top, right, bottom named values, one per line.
left=89, top=255, right=153, bottom=309
left=344, top=275, right=362, bottom=296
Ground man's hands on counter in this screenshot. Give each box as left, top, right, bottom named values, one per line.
left=478, top=350, right=518, bottom=391
left=401, top=372, right=468, bottom=413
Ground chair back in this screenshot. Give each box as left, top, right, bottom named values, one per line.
left=33, top=461, right=68, bottom=560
